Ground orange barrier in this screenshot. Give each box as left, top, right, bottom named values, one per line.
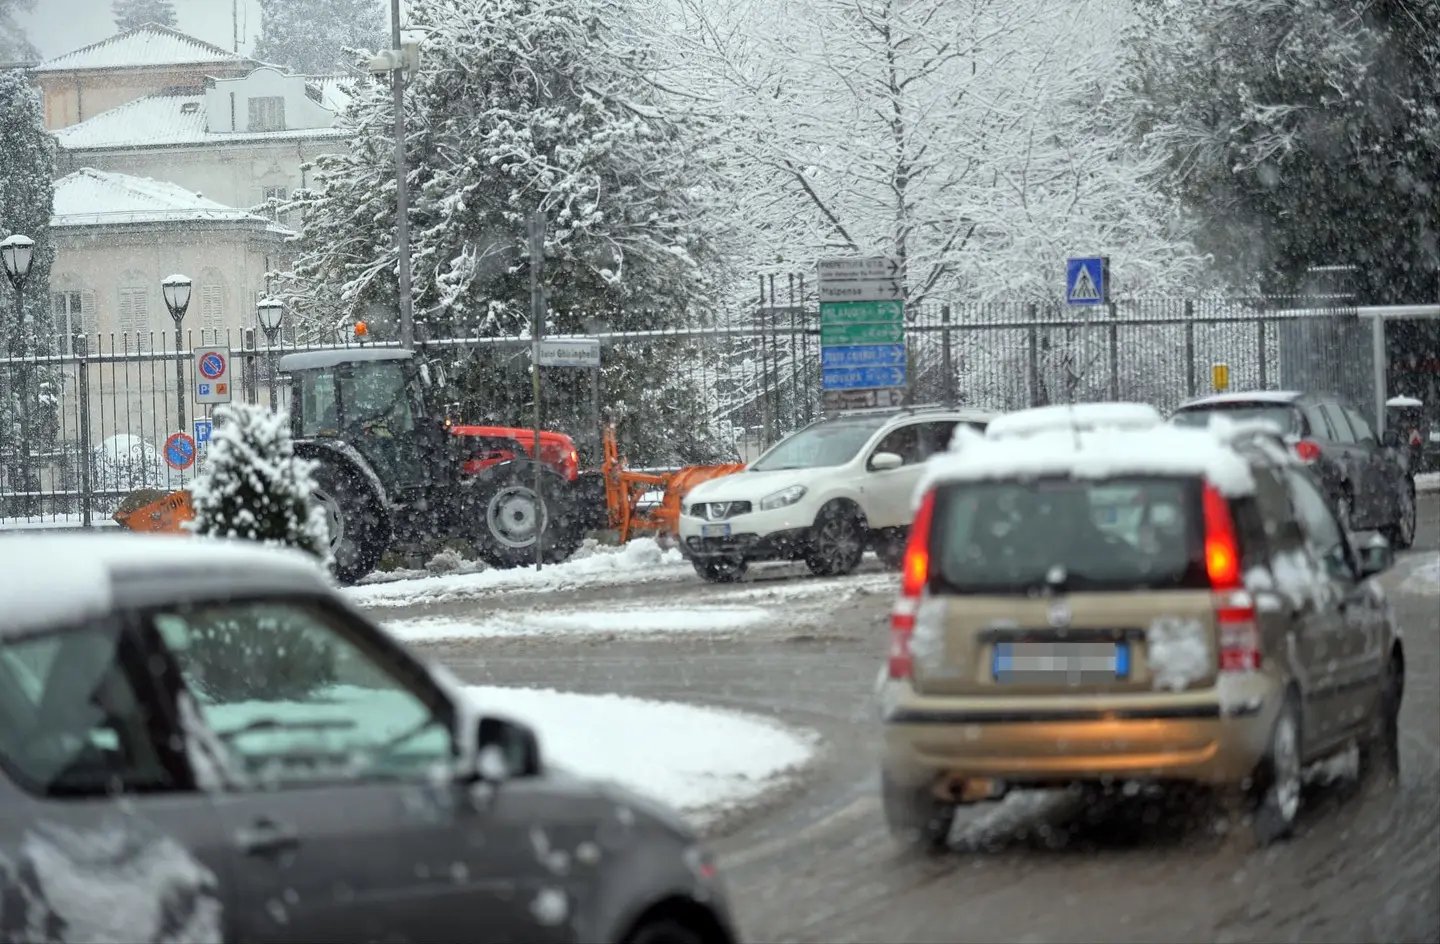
left=600, top=425, right=745, bottom=542
left=112, top=488, right=195, bottom=533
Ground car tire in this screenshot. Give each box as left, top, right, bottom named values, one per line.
left=805, top=501, right=866, bottom=577
left=472, top=462, right=579, bottom=569
left=1234, top=694, right=1304, bottom=849
left=311, top=461, right=386, bottom=586
left=692, top=558, right=747, bottom=583
left=875, top=530, right=907, bottom=570
left=1357, top=653, right=1403, bottom=790
left=882, top=772, right=954, bottom=854
left=622, top=919, right=705, bottom=944
left=1384, top=480, right=1417, bottom=551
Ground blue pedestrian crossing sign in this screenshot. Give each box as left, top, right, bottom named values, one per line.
left=1066, top=257, right=1109, bottom=306
left=193, top=417, right=212, bottom=445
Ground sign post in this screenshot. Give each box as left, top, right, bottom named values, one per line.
left=817, top=257, right=906, bottom=413
left=193, top=346, right=233, bottom=405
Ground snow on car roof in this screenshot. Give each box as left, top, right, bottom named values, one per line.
left=920, top=421, right=1257, bottom=499
left=1176, top=390, right=1304, bottom=408
left=0, top=533, right=329, bottom=636
left=985, top=403, right=1164, bottom=440
left=1387, top=395, right=1424, bottom=408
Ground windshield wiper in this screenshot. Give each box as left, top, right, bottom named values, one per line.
left=215, top=717, right=357, bottom=742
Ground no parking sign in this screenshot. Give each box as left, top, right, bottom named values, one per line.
left=194, top=345, right=232, bottom=404
left=164, top=432, right=197, bottom=471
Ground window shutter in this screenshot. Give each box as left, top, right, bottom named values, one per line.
left=81, top=291, right=97, bottom=337
left=200, top=285, right=225, bottom=345
left=119, top=289, right=150, bottom=352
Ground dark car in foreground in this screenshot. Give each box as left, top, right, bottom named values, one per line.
left=0, top=533, right=737, bottom=944
left=1171, top=390, right=1416, bottom=549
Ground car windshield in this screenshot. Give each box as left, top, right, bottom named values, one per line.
left=749, top=417, right=889, bottom=471
left=1171, top=404, right=1298, bottom=435
left=931, top=477, right=1204, bottom=593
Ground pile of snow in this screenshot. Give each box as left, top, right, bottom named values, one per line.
left=346, top=538, right=687, bottom=608
left=1400, top=554, right=1439, bottom=597
left=921, top=421, right=1256, bottom=502
left=200, top=682, right=816, bottom=827
left=386, top=605, right=772, bottom=643
left=1417, top=471, right=1440, bottom=493
left=466, top=685, right=816, bottom=825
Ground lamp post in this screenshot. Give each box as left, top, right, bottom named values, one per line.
left=256, top=297, right=284, bottom=412
left=161, top=274, right=193, bottom=433
left=1, top=234, right=36, bottom=511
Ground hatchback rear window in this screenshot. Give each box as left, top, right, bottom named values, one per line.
left=930, top=477, right=1206, bottom=594
left=1171, top=403, right=1299, bottom=435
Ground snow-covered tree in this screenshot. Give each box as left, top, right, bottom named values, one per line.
left=0, top=67, right=58, bottom=511
left=254, top=0, right=386, bottom=75
left=112, top=0, right=177, bottom=31
left=277, top=0, right=740, bottom=461
left=0, top=0, right=36, bottom=64
left=1126, top=0, right=1440, bottom=303
left=188, top=403, right=330, bottom=560
left=669, top=0, right=1202, bottom=306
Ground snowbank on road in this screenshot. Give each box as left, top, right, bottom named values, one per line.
left=345, top=538, right=687, bottom=608
left=1418, top=472, right=1440, bottom=493
left=387, top=605, right=773, bottom=643
left=1399, top=554, right=1439, bottom=596
left=467, top=685, right=817, bottom=827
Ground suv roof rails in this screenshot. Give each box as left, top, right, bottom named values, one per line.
left=832, top=401, right=975, bottom=419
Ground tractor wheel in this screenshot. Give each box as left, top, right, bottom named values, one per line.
left=312, top=461, right=387, bottom=586
left=473, top=462, right=582, bottom=569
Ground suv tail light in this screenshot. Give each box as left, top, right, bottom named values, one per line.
left=889, top=490, right=936, bottom=679
left=1201, top=481, right=1261, bottom=672
left=1293, top=439, right=1322, bottom=463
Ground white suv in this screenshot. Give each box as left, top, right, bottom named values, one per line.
left=678, top=406, right=997, bottom=582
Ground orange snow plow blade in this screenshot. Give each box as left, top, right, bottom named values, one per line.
left=600, top=425, right=745, bottom=543
left=112, top=488, right=195, bottom=533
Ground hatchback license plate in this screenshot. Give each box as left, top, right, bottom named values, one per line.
left=700, top=523, right=731, bottom=538
left=993, top=642, right=1130, bottom=684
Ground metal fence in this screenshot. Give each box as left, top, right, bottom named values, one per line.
left=0, top=293, right=1374, bottom=526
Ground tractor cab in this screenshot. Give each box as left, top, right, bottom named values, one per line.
left=280, top=348, right=455, bottom=495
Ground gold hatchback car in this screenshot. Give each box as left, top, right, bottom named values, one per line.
left=879, top=403, right=1406, bottom=851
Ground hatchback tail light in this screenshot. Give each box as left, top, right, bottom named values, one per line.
left=1293, top=439, right=1322, bottom=463
left=889, top=490, right=936, bottom=679
left=1201, top=481, right=1261, bottom=672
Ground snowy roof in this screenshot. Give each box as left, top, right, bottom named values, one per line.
left=54, top=92, right=348, bottom=151
left=52, top=169, right=291, bottom=232
left=35, top=23, right=255, bottom=74
left=308, top=75, right=359, bottom=115
left=918, top=421, right=1258, bottom=500
left=279, top=348, right=411, bottom=371
left=0, top=533, right=328, bottom=635
left=985, top=403, right=1165, bottom=440
left=1177, top=391, right=1304, bottom=408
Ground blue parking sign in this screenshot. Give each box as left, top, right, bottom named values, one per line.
left=193, top=417, right=213, bottom=445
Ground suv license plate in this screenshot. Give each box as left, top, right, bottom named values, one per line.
left=993, top=642, right=1130, bottom=683
left=700, top=523, right=731, bottom=538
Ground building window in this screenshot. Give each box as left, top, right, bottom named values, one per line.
left=248, top=96, right=286, bottom=132
left=198, top=284, right=225, bottom=345
left=117, top=287, right=150, bottom=352
left=262, top=185, right=291, bottom=226
left=51, top=289, right=96, bottom=355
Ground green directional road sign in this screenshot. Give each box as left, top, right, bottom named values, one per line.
left=820, top=300, right=904, bottom=325
left=821, top=321, right=904, bottom=345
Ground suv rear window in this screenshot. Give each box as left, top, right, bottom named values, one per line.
left=930, top=477, right=1206, bottom=593
left=1171, top=403, right=1300, bottom=435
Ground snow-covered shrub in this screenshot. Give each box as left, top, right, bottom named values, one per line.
left=425, top=546, right=466, bottom=574
left=182, top=404, right=335, bottom=702
left=187, top=403, right=330, bottom=559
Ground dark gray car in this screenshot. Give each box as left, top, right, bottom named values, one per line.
left=0, top=533, right=739, bottom=944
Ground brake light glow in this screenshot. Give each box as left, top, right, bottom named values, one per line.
left=889, top=490, right=936, bottom=679
left=1201, top=483, right=1242, bottom=590
left=1293, top=439, right=1322, bottom=463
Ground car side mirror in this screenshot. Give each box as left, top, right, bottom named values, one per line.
left=474, top=715, right=542, bottom=781
left=870, top=451, right=904, bottom=471
left=1380, top=429, right=1401, bottom=450
left=1354, top=531, right=1394, bottom=577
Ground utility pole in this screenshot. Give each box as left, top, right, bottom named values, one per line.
left=529, top=211, right=546, bottom=571
left=391, top=0, right=414, bottom=350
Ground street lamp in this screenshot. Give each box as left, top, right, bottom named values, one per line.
left=161, top=274, right=192, bottom=432
left=1, top=234, right=36, bottom=512
left=256, top=297, right=284, bottom=412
